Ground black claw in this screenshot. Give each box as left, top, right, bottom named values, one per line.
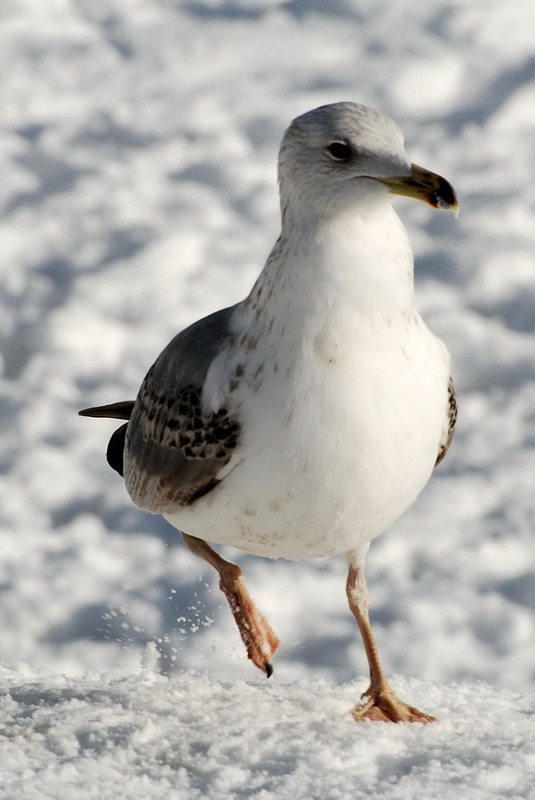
left=265, top=662, right=274, bottom=678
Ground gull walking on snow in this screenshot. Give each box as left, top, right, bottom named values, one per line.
left=81, top=102, right=458, bottom=723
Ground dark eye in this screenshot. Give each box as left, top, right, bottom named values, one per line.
left=326, top=141, right=352, bottom=162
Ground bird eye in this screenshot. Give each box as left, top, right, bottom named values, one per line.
left=326, top=141, right=352, bottom=162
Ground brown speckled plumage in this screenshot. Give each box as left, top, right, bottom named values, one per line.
left=122, top=308, right=242, bottom=513
left=435, top=377, right=457, bottom=467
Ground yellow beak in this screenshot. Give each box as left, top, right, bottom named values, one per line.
left=377, top=163, right=459, bottom=214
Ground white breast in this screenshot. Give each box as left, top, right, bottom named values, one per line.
left=164, top=310, right=450, bottom=560
left=165, top=206, right=451, bottom=559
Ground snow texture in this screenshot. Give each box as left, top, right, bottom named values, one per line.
left=0, top=0, right=534, bottom=797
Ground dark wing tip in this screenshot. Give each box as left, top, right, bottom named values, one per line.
left=79, top=401, right=135, bottom=420
left=106, top=423, right=129, bottom=476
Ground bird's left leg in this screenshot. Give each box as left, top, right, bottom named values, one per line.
left=182, top=533, right=280, bottom=676
left=346, top=554, right=435, bottom=723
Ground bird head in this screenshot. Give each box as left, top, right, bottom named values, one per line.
left=278, top=102, right=458, bottom=223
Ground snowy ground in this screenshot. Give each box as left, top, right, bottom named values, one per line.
left=2, top=661, right=534, bottom=800
left=1, top=0, right=534, bottom=797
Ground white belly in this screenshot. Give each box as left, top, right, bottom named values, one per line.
left=164, top=315, right=450, bottom=560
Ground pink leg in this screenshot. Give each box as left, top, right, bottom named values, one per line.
left=346, top=561, right=435, bottom=723
left=183, top=534, right=280, bottom=676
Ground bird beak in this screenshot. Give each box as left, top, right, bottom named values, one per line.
left=377, top=163, right=459, bottom=214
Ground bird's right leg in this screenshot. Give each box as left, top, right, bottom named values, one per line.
left=182, top=533, right=280, bottom=676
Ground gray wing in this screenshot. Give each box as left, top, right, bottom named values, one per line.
left=435, top=377, right=457, bottom=467
left=123, top=305, right=241, bottom=514
left=79, top=307, right=240, bottom=510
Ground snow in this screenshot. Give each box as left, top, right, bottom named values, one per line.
left=0, top=0, right=534, bottom=796
left=2, top=662, right=534, bottom=800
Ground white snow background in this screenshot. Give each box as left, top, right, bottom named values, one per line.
left=1, top=1, right=534, bottom=798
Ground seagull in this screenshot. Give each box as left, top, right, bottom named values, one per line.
left=80, top=102, right=458, bottom=723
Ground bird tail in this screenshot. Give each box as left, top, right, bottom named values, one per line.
left=78, top=401, right=134, bottom=420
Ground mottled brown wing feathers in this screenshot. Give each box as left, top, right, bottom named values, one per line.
left=79, top=306, right=241, bottom=513
left=435, top=377, right=457, bottom=467
left=123, top=306, right=241, bottom=514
